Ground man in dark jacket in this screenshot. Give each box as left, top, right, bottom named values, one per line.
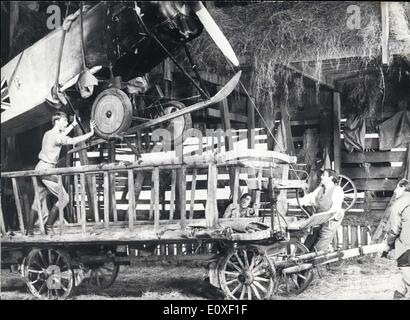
left=382, top=178, right=410, bottom=299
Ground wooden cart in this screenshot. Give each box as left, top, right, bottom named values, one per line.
left=1, top=151, right=368, bottom=300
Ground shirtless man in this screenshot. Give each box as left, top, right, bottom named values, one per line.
left=27, top=111, right=96, bottom=236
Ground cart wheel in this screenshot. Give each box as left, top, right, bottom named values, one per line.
left=91, top=88, right=133, bottom=140
left=158, top=101, right=192, bottom=145
left=84, top=261, right=120, bottom=289
left=218, top=246, right=276, bottom=300
left=266, top=240, right=313, bottom=295
left=24, top=248, right=74, bottom=300
left=338, top=174, right=357, bottom=212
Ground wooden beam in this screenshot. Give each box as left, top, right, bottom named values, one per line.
left=128, top=170, right=135, bottom=231
left=170, top=170, right=176, bottom=221
left=288, top=63, right=336, bottom=91
left=247, top=97, right=256, bottom=149
left=354, top=179, right=397, bottom=191
left=342, top=151, right=406, bottom=163
left=153, top=167, right=160, bottom=233
left=178, top=166, right=187, bottom=230
left=11, top=178, right=25, bottom=234
left=57, top=175, right=65, bottom=235
left=103, top=171, right=110, bottom=229
left=341, top=167, right=404, bottom=179
left=0, top=197, right=6, bottom=234
left=205, top=162, right=218, bottom=229
left=381, top=2, right=390, bottom=65
left=79, top=173, right=87, bottom=234
left=189, top=169, right=197, bottom=219
left=333, top=92, right=342, bottom=174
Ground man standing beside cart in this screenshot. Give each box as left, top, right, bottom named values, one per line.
left=290, top=169, right=345, bottom=252
left=27, top=111, right=96, bottom=236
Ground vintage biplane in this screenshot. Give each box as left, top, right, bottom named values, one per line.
left=1, top=1, right=241, bottom=152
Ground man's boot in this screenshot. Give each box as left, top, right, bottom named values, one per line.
left=44, top=206, right=59, bottom=235
left=26, top=209, right=38, bottom=237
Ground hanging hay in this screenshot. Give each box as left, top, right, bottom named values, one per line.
left=190, top=1, right=402, bottom=108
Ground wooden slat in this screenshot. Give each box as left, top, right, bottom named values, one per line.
left=189, top=169, right=197, bottom=219
left=342, top=225, right=349, bottom=249
left=342, top=167, right=404, bottom=179
left=104, top=171, right=110, bottom=230
left=73, top=174, right=80, bottom=224
left=57, top=175, right=65, bottom=235
left=92, top=174, right=99, bottom=223
left=351, top=226, right=358, bottom=248
left=169, top=170, right=176, bottom=221
left=80, top=173, right=87, bottom=233
left=341, top=138, right=379, bottom=151
left=111, top=173, right=118, bottom=222
left=11, top=178, right=25, bottom=234
left=31, top=177, right=45, bottom=234
left=361, top=226, right=369, bottom=245
left=128, top=169, right=135, bottom=231
left=179, top=166, right=187, bottom=230
left=149, top=172, right=155, bottom=221
left=153, top=167, right=160, bottom=232
left=353, top=179, right=398, bottom=191
left=342, top=151, right=406, bottom=163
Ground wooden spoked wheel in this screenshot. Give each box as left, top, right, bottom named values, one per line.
left=218, top=246, right=276, bottom=300
left=84, top=261, right=120, bottom=289
left=338, top=174, right=357, bottom=212
left=24, top=248, right=74, bottom=300
left=91, top=88, right=133, bottom=140
left=266, top=240, right=313, bottom=295
left=158, top=101, right=192, bottom=145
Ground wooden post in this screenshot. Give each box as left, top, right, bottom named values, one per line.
left=351, top=225, right=358, bottom=248
left=342, top=225, right=349, bottom=249
left=189, top=169, right=197, bottom=219
left=11, top=178, right=25, bottom=234
left=0, top=197, right=6, bottom=234
left=57, top=175, right=65, bottom=235
left=31, top=177, right=45, bottom=234
left=79, top=173, right=87, bottom=233
left=153, top=167, right=160, bottom=232
left=92, top=174, right=99, bottom=223
left=178, top=165, right=187, bottom=230
left=104, top=171, right=110, bottom=230
left=333, top=92, right=342, bottom=174
left=232, top=166, right=240, bottom=205
left=205, top=161, right=218, bottom=228
left=381, top=2, right=390, bottom=65
left=73, top=126, right=96, bottom=221
left=170, top=170, right=176, bottom=221
left=73, top=174, right=80, bottom=223
left=111, top=172, right=118, bottom=222
left=128, top=169, right=135, bottom=231
left=247, top=97, right=256, bottom=149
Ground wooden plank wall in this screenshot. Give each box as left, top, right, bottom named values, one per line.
left=340, top=112, right=407, bottom=229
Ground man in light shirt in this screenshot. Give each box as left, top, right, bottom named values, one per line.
left=27, top=111, right=96, bottom=236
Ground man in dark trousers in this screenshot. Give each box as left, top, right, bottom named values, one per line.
left=27, top=111, right=95, bottom=235
left=382, top=178, right=410, bottom=299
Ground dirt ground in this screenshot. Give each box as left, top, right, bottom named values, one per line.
left=0, top=256, right=406, bottom=300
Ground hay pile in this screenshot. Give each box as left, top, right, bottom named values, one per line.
left=190, top=1, right=405, bottom=108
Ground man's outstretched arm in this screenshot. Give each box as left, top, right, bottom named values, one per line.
left=62, top=120, right=96, bottom=146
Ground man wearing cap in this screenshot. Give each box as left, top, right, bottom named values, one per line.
left=27, top=112, right=96, bottom=235
left=382, top=178, right=410, bottom=299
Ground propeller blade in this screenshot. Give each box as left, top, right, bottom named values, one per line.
left=193, top=2, right=239, bottom=66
